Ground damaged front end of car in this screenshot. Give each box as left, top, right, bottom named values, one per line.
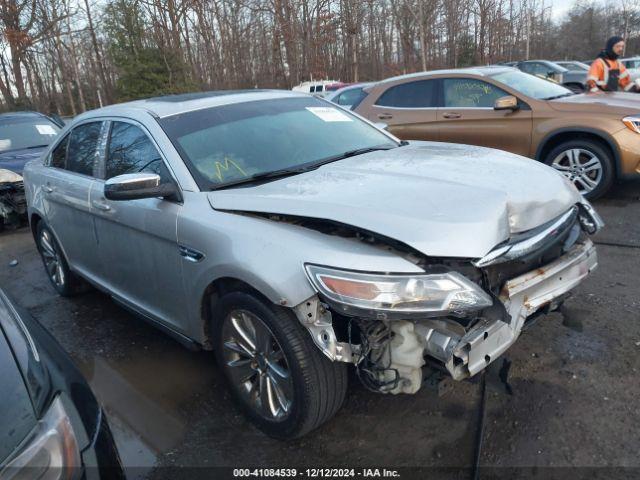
left=293, top=201, right=603, bottom=394
left=0, top=169, right=27, bottom=230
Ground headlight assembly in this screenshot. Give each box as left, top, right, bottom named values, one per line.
left=305, top=264, right=492, bottom=317
left=1, top=396, right=81, bottom=479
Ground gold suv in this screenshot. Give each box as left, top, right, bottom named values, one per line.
left=354, top=66, right=640, bottom=199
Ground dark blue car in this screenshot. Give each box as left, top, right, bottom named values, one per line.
left=0, top=112, right=62, bottom=229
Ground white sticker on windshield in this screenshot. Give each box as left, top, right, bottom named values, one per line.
left=35, top=124, right=57, bottom=135
left=0, top=139, right=11, bottom=150
left=306, top=107, right=353, bottom=122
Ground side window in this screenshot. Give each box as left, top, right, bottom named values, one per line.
left=106, top=121, right=172, bottom=183
left=66, top=122, right=102, bottom=176
left=336, top=88, right=366, bottom=108
left=443, top=79, right=509, bottom=108
left=50, top=134, right=69, bottom=169
left=530, top=63, right=550, bottom=76
left=518, top=62, right=534, bottom=74
left=375, top=80, right=437, bottom=108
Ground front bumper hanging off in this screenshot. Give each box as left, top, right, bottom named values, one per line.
left=447, top=239, right=598, bottom=380
left=0, top=181, right=27, bottom=227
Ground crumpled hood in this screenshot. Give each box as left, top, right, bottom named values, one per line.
left=208, top=142, right=581, bottom=258
left=549, top=92, right=640, bottom=114
left=0, top=147, right=45, bottom=175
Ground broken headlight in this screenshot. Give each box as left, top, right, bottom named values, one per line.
left=0, top=168, right=22, bottom=183
left=305, top=265, right=492, bottom=317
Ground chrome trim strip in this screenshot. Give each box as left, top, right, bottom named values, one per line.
left=473, top=207, right=578, bottom=267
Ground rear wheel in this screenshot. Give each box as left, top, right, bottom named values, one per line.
left=212, top=291, right=347, bottom=439
left=544, top=139, right=614, bottom=200
left=36, top=222, right=88, bottom=296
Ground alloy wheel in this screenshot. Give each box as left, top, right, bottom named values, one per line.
left=551, top=148, right=603, bottom=195
left=221, top=309, right=293, bottom=421
left=39, top=229, right=65, bottom=287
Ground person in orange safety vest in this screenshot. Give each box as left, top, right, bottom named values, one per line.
left=587, top=36, right=639, bottom=93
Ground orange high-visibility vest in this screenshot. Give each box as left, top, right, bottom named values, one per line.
left=587, top=58, right=633, bottom=92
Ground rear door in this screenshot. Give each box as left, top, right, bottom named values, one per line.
left=43, top=121, right=104, bottom=277
left=436, top=77, right=532, bottom=156
left=365, top=79, right=440, bottom=141
left=89, top=119, right=186, bottom=331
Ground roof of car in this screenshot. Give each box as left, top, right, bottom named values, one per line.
left=376, top=66, right=516, bottom=85
left=77, top=89, right=312, bottom=120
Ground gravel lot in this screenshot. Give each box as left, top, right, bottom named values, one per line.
left=1, top=180, right=638, bottom=479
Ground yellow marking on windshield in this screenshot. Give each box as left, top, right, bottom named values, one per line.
left=213, top=157, right=248, bottom=181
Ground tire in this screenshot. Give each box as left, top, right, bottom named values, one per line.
left=212, top=291, right=348, bottom=439
left=35, top=222, right=88, bottom=296
left=543, top=139, right=614, bottom=200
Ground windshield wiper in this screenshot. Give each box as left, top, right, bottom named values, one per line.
left=311, top=144, right=398, bottom=167
left=0, top=144, right=49, bottom=155
left=209, top=144, right=398, bottom=191
left=210, top=166, right=314, bottom=191
left=543, top=93, right=575, bottom=100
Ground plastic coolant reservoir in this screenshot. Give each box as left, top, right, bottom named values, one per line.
left=380, top=321, right=425, bottom=394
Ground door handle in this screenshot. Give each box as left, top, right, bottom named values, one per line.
left=43, top=185, right=53, bottom=193
left=377, top=113, right=393, bottom=120
left=92, top=200, right=111, bottom=212
left=443, top=112, right=462, bottom=119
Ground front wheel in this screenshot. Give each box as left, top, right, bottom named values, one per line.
left=544, top=139, right=614, bottom=200
left=36, top=222, right=88, bottom=296
left=212, top=292, right=347, bottom=439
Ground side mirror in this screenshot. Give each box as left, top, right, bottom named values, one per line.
left=494, top=95, right=519, bottom=111
left=104, top=173, right=177, bottom=201
left=374, top=122, right=389, bottom=130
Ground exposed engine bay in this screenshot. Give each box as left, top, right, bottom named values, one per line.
left=0, top=180, right=26, bottom=230
left=293, top=203, right=603, bottom=395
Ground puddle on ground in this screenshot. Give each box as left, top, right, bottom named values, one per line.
left=76, top=348, right=217, bottom=479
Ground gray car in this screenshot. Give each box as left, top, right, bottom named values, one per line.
left=515, top=60, right=587, bottom=92
left=23, top=90, right=603, bottom=439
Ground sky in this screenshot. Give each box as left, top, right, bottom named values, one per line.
left=550, top=0, right=573, bottom=20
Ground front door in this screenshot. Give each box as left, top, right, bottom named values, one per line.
left=43, top=121, right=104, bottom=277
left=89, top=120, right=187, bottom=332
left=436, top=78, right=532, bottom=157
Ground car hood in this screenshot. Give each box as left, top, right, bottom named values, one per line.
left=0, top=147, right=46, bottom=175
left=208, top=142, right=581, bottom=259
left=549, top=92, right=640, bottom=114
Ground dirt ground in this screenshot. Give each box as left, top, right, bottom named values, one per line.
left=0, top=180, right=638, bottom=479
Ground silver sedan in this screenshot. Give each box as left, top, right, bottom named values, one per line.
left=23, top=90, right=602, bottom=438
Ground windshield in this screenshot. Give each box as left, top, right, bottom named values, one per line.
left=0, top=117, right=60, bottom=153
left=159, top=97, right=397, bottom=189
left=559, top=62, right=589, bottom=71
left=489, top=70, right=573, bottom=100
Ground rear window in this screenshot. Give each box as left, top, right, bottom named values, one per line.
left=375, top=80, right=438, bottom=108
